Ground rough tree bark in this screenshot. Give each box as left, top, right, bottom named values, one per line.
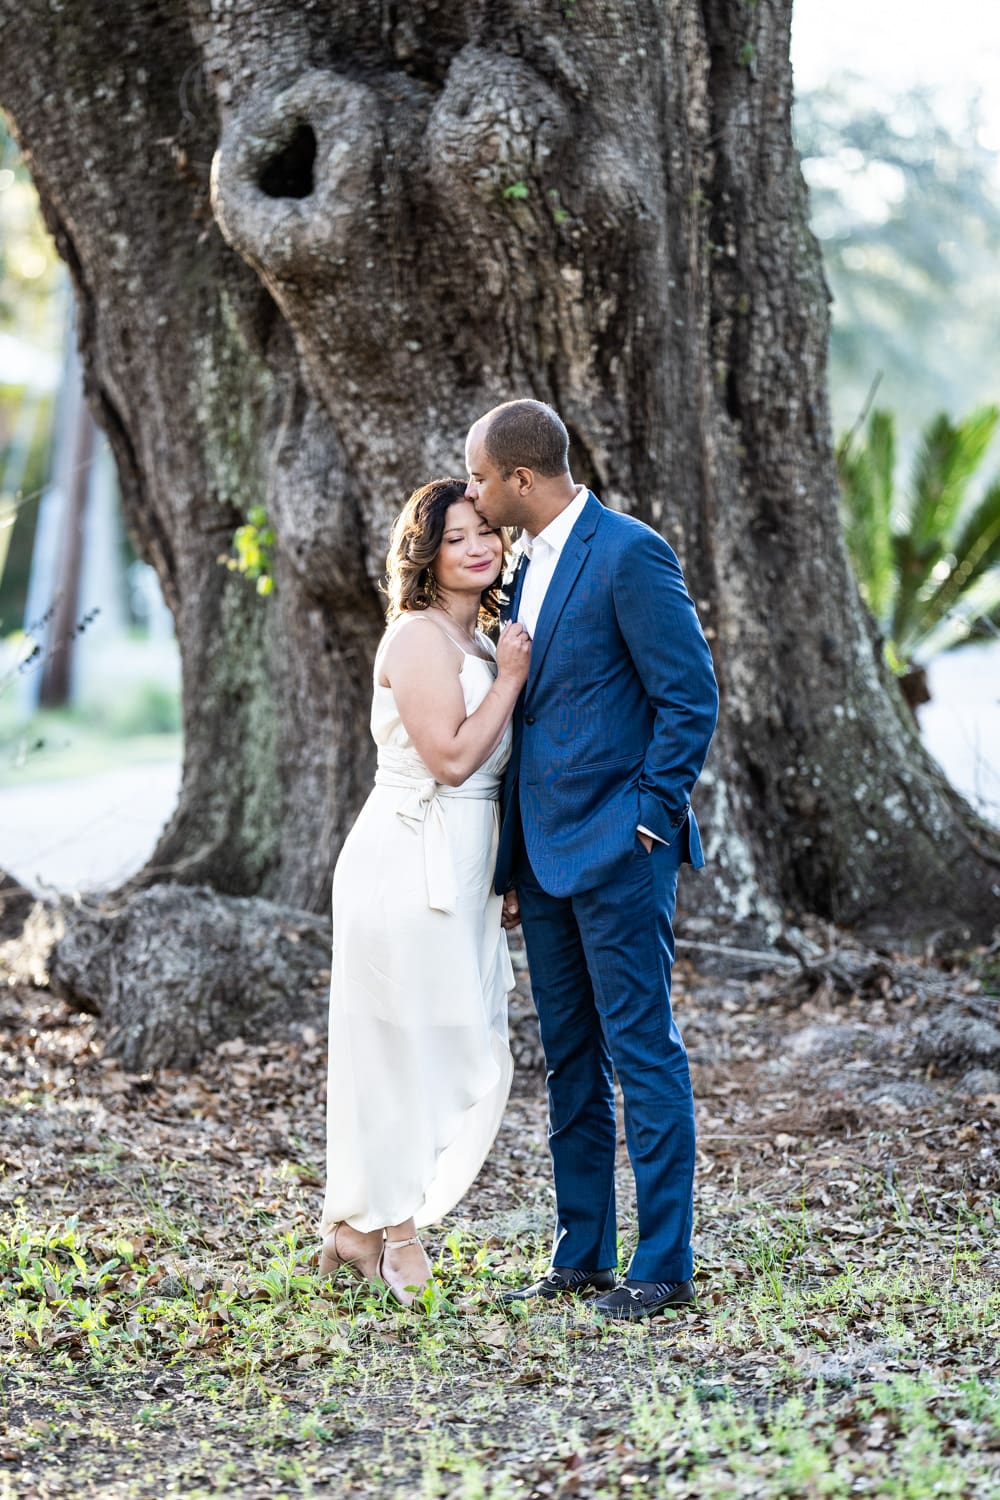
left=0, top=1, right=996, bottom=1057
left=47, top=885, right=333, bottom=1071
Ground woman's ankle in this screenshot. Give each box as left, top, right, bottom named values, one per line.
left=335, top=1222, right=382, bottom=1246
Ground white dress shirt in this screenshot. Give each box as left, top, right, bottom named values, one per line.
left=515, top=486, right=588, bottom=639
left=516, top=486, right=663, bottom=845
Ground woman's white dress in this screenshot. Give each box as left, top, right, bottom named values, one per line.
left=320, top=616, right=514, bottom=1234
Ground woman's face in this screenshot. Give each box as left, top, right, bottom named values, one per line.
left=430, top=500, right=503, bottom=595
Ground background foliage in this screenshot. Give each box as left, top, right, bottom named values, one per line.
left=838, top=404, right=1000, bottom=674
left=794, top=78, right=1000, bottom=439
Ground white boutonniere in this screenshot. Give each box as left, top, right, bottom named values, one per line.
left=500, top=535, right=528, bottom=597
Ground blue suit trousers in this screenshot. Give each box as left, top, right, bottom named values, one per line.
left=516, top=835, right=696, bottom=1284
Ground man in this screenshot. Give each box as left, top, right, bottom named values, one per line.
left=465, top=399, right=718, bottom=1320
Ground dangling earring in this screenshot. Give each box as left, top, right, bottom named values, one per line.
left=425, top=571, right=438, bottom=603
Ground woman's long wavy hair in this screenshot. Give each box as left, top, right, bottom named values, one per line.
left=383, top=478, right=510, bottom=632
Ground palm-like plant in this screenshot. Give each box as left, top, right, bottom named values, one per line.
left=837, top=404, right=1000, bottom=705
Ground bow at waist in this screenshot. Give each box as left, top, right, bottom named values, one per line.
left=374, top=754, right=500, bottom=912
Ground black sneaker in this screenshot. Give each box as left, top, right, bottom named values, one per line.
left=500, top=1266, right=616, bottom=1303
left=593, top=1278, right=696, bottom=1320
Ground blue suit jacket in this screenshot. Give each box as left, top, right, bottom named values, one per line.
left=495, top=492, right=719, bottom=898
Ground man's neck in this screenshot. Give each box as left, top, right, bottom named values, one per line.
left=524, top=480, right=583, bottom=537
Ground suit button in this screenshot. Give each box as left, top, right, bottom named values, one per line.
left=524, top=714, right=536, bottom=725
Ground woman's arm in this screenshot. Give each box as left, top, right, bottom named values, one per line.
left=382, top=619, right=530, bottom=785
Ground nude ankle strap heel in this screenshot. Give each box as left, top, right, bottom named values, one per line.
left=319, top=1223, right=384, bottom=1285
left=379, top=1234, right=432, bottom=1307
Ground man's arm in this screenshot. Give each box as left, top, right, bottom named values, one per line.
left=612, top=528, right=719, bottom=843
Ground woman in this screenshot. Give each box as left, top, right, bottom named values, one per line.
left=319, top=477, right=531, bottom=1305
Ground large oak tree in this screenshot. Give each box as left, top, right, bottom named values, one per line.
left=1, top=0, right=996, bottom=1023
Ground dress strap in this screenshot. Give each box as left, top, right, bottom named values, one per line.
left=383, top=612, right=470, bottom=656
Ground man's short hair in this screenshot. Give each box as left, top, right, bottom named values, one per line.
left=483, top=400, right=570, bottom=479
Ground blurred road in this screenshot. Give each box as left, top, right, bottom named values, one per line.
left=0, top=761, right=181, bottom=895
left=920, top=641, right=1000, bottom=829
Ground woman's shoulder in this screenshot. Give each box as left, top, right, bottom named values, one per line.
left=382, top=611, right=459, bottom=649
left=377, top=612, right=463, bottom=680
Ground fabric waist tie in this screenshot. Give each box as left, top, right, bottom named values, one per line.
left=373, top=760, right=500, bottom=914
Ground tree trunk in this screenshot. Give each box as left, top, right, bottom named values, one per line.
left=1, top=1, right=996, bottom=987
left=46, top=885, right=333, bottom=1070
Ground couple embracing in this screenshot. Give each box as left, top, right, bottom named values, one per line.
left=319, top=399, right=719, bottom=1320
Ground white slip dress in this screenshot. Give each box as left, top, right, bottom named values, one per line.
left=320, top=616, right=514, bottom=1234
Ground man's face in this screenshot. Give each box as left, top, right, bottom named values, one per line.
left=464, top=423, right=524, bottom=528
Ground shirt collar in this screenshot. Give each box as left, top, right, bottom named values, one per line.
left=521, top=485, right=588, bottom=559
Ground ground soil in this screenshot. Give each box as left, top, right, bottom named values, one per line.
left=1, top=928, right=997, bottom=1497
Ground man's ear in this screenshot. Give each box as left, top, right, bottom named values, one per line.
left=514, top=466, right=534, bottom=496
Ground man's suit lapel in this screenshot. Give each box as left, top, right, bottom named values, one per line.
left=526, top=492, right=602, bottom=690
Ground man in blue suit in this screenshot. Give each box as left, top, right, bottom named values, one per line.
left=465, top=399, right=718, bottom=1319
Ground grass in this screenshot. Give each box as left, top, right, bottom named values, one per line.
left=1, top=1196, right=997, bottom=1497
left=0, top=967, right=997, bottom=1496
left=0, top=701, right=180, bottom=784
